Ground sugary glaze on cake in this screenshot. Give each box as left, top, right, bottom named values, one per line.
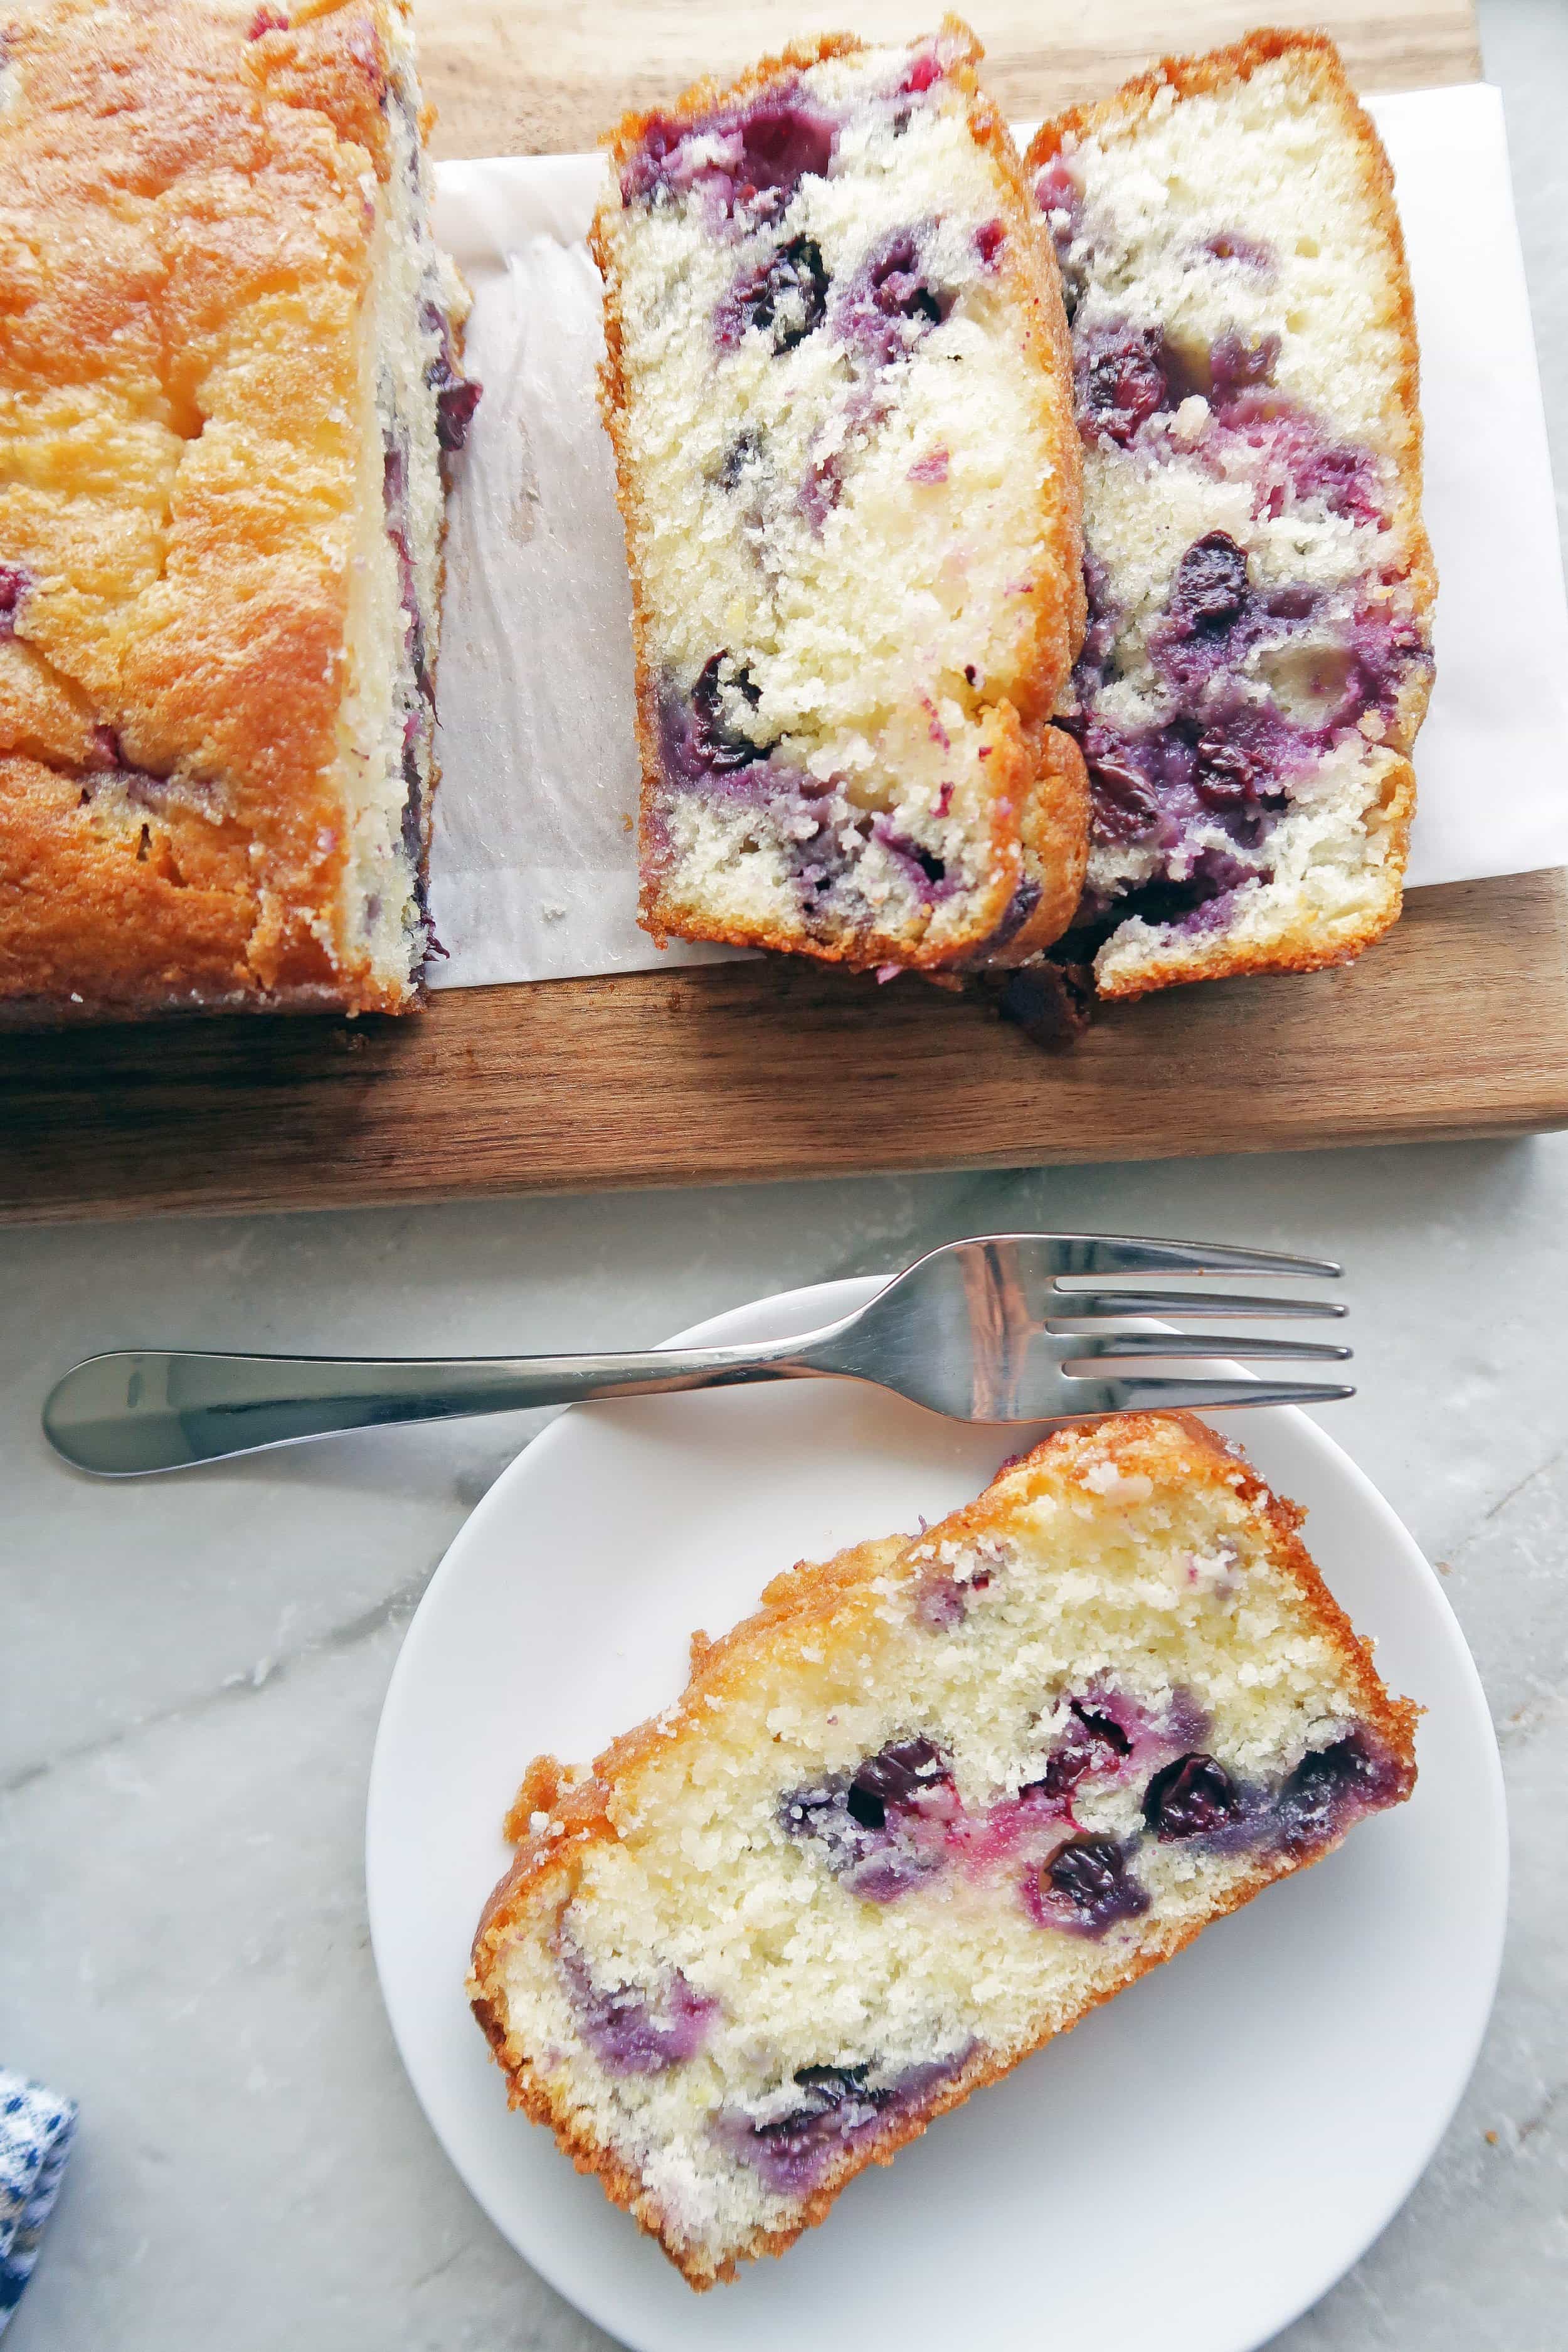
left=470, top=1413, right=1418, bottom=2287
left=1025, top=33, right=1435, bottom=998
left=0, top=0, right=475, bottom=1025
left=591, top=18, right=1090, bottom=973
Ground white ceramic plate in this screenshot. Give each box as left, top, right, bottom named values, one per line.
left=367, top=1277, right=1507, bottom=2352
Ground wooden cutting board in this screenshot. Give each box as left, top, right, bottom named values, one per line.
left=4, top=0, right=1563, bottom=1227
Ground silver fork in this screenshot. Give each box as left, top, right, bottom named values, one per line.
left=41, top=1232, right=1352, bottom=1478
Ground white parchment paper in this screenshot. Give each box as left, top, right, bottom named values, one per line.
left=426, top=84, right=1568, bottom=989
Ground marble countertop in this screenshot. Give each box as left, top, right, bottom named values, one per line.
left=4, top=4, right=1565, bottom=2345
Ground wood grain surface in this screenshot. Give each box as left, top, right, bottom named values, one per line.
left=4, top=0, right=1560, bottom=1227
left=4, top=871, right=1564, bottom=1226
left=418, top=0, right=1481, bottom=159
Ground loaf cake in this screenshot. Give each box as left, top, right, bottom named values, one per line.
left=1025, top=33, right=1435, bottom=998
left=470, top=1412, right=1417, bottom=2286
left=0, top=0, right=476, bottom=1025
left=591, top=19, right=1090, bottom=974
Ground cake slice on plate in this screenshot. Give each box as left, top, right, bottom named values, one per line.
left=1025, top=33, right=1434, bottom=999
left=469, top=1412, right=1417, bottom=2287
left=591, top=17, right=1089, bottom=974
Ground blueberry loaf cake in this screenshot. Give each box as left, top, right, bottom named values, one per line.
left=0, top=0, right=476, bottom=1025
left=470, top=1412, right=1417, bottom=2286
left=1026, top=33, right=1435, bottom=998
left=591, top=19, right=1089, bottom=974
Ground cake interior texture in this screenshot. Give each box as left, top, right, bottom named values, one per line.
left=592, top=18, right=1089, bottom=974
left=470, top=1412, right=1418, bottom=2287
left=0, top=0, right=475, bottom=1023
left=346, top=0, right=476, bottom=1002
left=1026, top=33, right=1434, bottom=999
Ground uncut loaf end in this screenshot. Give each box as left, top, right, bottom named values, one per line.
left=0, top=0, right=477, bottom=1025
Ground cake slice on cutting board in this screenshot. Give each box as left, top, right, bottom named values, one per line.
left=591, top=17, right=1089, bottom=977
left=1025, top=31, right=1434, bottom=999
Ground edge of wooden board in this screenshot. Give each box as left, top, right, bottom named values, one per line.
left=0, top=0, right=1510, bottom=1230
left=418, top=0, right=1483, bottom=159
left=3, top=871, right=1565, bottom=1226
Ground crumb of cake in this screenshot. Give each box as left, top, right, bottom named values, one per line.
left=1026, top=32, right=1433, bottom=999
left=469, top=1411, right=1417, bottom=2288
left=591, top=21, right=1090, bottom=975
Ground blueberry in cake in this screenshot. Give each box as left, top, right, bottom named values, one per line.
left=0, top=0, right=476, bottom=1025
left=470, top=1412, right=1417, bottom=2286
left=591, top=18, right=1090, bottom=975
left=1024, top=33, right=1435, bottom=999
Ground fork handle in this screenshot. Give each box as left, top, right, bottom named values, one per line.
left=41, top=1337, right=835, bottom=1477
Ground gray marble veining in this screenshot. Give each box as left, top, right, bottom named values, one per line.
left=2, top=2, right=1565, bottom=2344
left=6, top=1136, right=1565, bottom=2351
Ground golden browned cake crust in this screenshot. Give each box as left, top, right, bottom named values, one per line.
left=0, top=0, right=455, bottom=1024
left=470, top=1414, right=1417, bottom=2286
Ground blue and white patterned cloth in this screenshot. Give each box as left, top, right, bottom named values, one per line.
left=0, top=2072, right=76, bottom=2336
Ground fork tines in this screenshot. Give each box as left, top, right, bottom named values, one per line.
left=1046, top=1233, right=1342, bottom=1282
left=1054, top=1374, right=1359, bottom=1417
left=1046, top=1289, right=1346, bottom=1323
left=1034, top=1231, right=1351, bottom=1414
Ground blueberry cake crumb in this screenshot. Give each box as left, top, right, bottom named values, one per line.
left=470, top=1414, right=1417, bottom=2287
left=591, top=23, right=1090, bottom=976
left=1026, top=32, right=1434, bottom=999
